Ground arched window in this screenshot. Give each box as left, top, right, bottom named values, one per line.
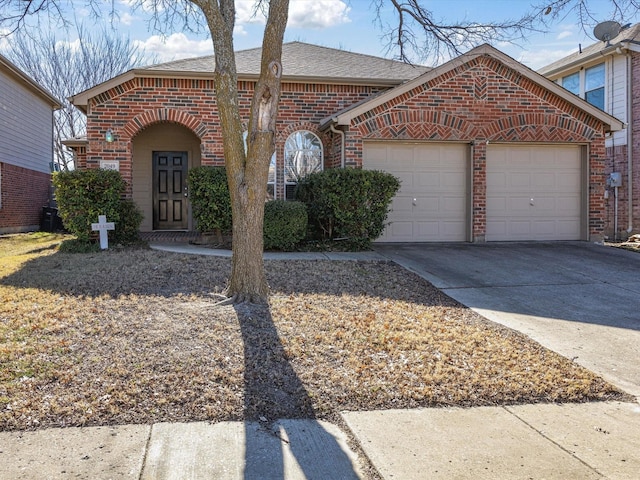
left=284, top=130, right=323, bottom=200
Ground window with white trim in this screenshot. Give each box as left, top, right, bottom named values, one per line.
left=284, top=130, right=323, bottom=200
left=560, top=63, right=605, bottom=111
left=561, top=72, right=579, bottom=95
left=585, top=64, right=605, bottom=110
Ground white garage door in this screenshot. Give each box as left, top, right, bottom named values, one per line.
left=363, top=142, right=468, bottom=242
left=486, top=144, right=583, bottom=241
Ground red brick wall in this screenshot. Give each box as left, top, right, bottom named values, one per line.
left=79, top=54, right=610, bottom=241
left=84, top=78, right=381, bottom=199
left=347, top=56, right=608, bottom=241
left=604, top=144, right=628, bottom=239
left=0, top=162, right=51, bottom=233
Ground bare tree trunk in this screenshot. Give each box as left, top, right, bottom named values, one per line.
left=202, top=0, right=289, bottom=303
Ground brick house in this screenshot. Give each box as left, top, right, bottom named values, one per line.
left=66, top=42, right=622, bottom=242
left=0, top=54, right=60, bottom=234
left=540, top=23, right=640, bottom=241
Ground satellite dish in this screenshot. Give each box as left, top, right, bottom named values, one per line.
left=594, top=21, right=622, bottom=45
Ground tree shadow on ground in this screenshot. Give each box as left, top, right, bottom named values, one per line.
left=235, top=302, right=360, bottom=479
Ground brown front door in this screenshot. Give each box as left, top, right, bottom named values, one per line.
left=153, top=151, right=188, bottom=230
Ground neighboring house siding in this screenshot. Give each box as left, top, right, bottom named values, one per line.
left=0, top=162, right=50, bottom=233
left=544, top=50, right=639, bottom=239
left=0, top=57, right=56, bottom=233
left=601, top=51, right=640, bottom=239
left=0, top=70, right=53, bottom=174
left=607, top=54, right=628, bottom=148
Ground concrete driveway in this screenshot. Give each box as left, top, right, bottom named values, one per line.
left=374, top=242, right=640, bottom=397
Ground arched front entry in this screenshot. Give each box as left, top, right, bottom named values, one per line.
left=132, top=123, right=201, bottom=232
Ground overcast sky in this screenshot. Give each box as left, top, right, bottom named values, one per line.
left=3, top=0, right=640, bottom=70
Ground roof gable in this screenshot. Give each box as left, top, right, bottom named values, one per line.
left=322, top=43, right=623, bottom=133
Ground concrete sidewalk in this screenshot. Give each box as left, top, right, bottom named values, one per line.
left=2, top=242, right=639, bottom=479
left=1, top=401, right=639, bottom=479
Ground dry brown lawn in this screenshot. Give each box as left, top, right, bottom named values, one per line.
left=0, top=233, right=628, bottom=431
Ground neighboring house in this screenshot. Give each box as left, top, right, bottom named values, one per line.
left=539, top=23, right=640, bottom=241
left=66, top=42, right=623, bottom=243
left=0, top=53, right=60, bottom=234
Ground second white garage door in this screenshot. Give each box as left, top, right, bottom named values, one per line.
left=363, top=142, right=468, bottom=242
left=486, top=144, right=583, bottom=241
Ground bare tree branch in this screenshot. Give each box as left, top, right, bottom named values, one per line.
left=533, top=0, right=640, bottom=37
left=5, top=24, right=156, bottom=169
left=369, top=0, right=542, bottom=64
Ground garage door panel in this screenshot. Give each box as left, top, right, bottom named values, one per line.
left=487, top=172, right=508, bottom=188
left=487, top=145, right=582, bottom=241
left=558, top=220, right=581, bottom=235
left=557, top=173, right=581, bottom=189
left=443, top=195, right=466, bottom=213
left=390, top=196, right=413, bottom=214
left=509, top=173, right=531, bottom=188
left=443, top=172, right=465, bottom=188
left=364, top=142, right=468, bottom=242
left=506, top=197, right=532, bottom=212
left=415, top=221, right=466, bottom=241
left=532, top=151, right=560, bottom=168
left=389, top=222, right=414, bottom=237
left=416, top=172, right=441, bottom=188
left=531, top=173, right=556, bottom=188
left=532, top=197, right=555, bottom=212
left=419, top=196, right=442, bottom=213
left=395, top=172, right=416, bottom=189
left=486, top=221, right=507, bottom=237
left=487, top=196, right=508, bottom=214
left=510, top=221, right=533, bottom=236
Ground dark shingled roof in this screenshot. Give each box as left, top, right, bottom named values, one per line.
left=144, top=41, right=429, bottom=83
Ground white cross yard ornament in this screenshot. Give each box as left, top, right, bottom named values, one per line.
left=91, top=215, right=115, bottom=250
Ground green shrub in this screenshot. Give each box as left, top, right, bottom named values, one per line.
left=263, top=200, right=308, bottom=251
left=52, top=169, right=142, bottom=245
left=113, top=199, right=144, bottom=245
left=295, top=168, right=400, bottom=250
left=187, top=166, right=232, bottom=242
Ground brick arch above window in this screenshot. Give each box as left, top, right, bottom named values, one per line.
left=277, top=122, right=328, bottom=146
left=122, top=109, right=208, bottom=140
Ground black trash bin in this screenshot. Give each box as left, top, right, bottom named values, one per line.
left=41, top=206, right=63, bottom=232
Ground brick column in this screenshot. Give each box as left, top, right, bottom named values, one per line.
left=472, top=140, right=487, bottom=242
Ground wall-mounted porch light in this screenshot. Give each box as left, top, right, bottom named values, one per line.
left=105, top=129, right=114, bottom=143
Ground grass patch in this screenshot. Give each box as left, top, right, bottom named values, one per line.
left=0, top=233, right=629, bottom=431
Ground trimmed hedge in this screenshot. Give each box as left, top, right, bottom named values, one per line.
left=52, top=169, right=142, bottom=245
left=263, top=200, right=308, bottom=251
left=295, top=168, right=400, bottom=249
left=187, top=166, right=232, bottom=241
